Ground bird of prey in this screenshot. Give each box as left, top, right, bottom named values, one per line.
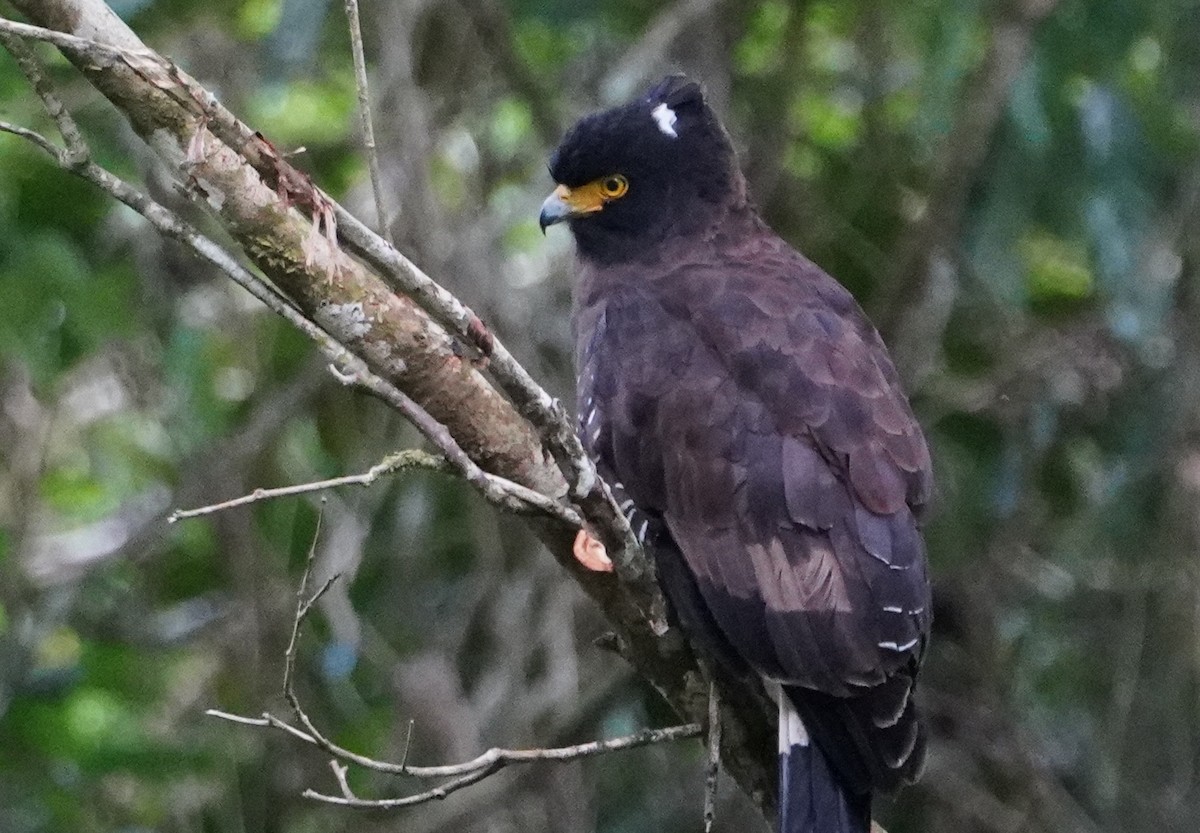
left=539, top=76, right=932, bottom=833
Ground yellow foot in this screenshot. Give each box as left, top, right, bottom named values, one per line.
left=573, top=528, right=613, bottom=572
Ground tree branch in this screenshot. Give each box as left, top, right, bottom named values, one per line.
left=703, top=682, right=722, bottom=833
left=341, top=0, right=392, bottom=243
left=167, top=449, right=582, bottom=526
left=299, top=717, right=704, bottom=810
left=1, top=0, right=778, bottom=820
left=205, top=708, right=701, bottom=784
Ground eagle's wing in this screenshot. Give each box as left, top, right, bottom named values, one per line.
left=576, top=251, right=932, bottom=791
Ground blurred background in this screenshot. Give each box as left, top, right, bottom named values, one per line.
left=1, top=0, right=1198, bottom=831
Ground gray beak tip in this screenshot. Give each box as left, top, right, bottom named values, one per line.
left=539, top=191, right=571, bottom=233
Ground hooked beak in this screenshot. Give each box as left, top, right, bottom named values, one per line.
left=539, top=183, right=603, bottom=233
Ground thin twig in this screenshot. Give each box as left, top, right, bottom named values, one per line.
left=0, top=119, right=58, bottom=155
left=206, top=705, right=701, bottom=779
left=0, top=30, right=88, bottom=165
left=279, top=503, right=351, bottom=757
left=704, top=681, right=722, bottom=833
left=329, top=760, right=358, bottom=800
left=284, top=503, right=332, bottom=694
left=206, top=705, right=701, bottom=811
left=304, top=765, right=497, bottom=809
left=168, top=449, right=456, bottom=522
left=342, top=0, right=393, bottom=242
left=297, top=722, right=703, bottom=808
left=398, top=718, right=416, bottom=771
left=205, top=709, right=272, bottom=727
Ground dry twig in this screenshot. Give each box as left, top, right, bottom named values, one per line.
left=167, top=449, right=581, bottom=526
left=342, top=0, right=393, bottom=243
left=205, top=707, right=701, bottom=809
left=704, top=681, right=722, bottom=832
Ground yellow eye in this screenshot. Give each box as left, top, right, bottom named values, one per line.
left=599, top=174, right=628, bottom=199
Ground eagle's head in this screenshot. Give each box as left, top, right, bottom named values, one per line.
left=540, top=75, right=743, bottom=263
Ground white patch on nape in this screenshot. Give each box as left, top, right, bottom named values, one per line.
left=767, top=680, right=811, bottom=752
left=651, top=102, right=678, bottom=138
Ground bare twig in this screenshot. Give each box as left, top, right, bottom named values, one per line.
left=303, top=765, right=496, bottom=809
left=0, top=30, right=88, bottom=165
left=207, top=705, right=700, bottom=777
left=205, top=709, right=273, bottom=727
left=206, top=704, right=701, bottom=809
left=704, top=681, right=722, bottom=833
left=296, top=534, right=338, bottom=634
left=342, top=0, right=393, bottom=243
left=284, top=507, right=339, bottom=710
left=398, top=718, right=416, bottom=770
left=268, top=503, right=367, bottom=765
left=166, top=448, right=580, bottom=526
left=166, top=450, right=447, bottom=522
left=329, top=760, right=358, bottom=800
left=295, top=722, right=703, bottom=808
left=0, top=119, right=58, bottom=154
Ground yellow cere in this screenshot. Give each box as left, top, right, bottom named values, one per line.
left=559, top=174, right=629, bottom=214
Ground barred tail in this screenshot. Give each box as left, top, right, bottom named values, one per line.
left=778, top=691, right=871, bottom=833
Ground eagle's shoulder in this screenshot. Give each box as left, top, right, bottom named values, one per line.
left=638, top=240, right=933, bottom=518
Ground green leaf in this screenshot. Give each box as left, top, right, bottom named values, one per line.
left=1021, top=231, right=1095, bottom=302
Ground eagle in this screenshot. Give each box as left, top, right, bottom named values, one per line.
left=539, top=75, right=932, bottom=833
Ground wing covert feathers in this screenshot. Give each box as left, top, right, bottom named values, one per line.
left=574, top=241, right=932, bottom=793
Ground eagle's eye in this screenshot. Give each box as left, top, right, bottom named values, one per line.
left=600, top=175, right=628, bottom=199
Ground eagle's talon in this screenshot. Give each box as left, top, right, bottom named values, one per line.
left=573, top=528, right=613, bottom=572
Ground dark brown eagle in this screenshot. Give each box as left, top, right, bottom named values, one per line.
left=540, top=75, right=932, bottom=833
